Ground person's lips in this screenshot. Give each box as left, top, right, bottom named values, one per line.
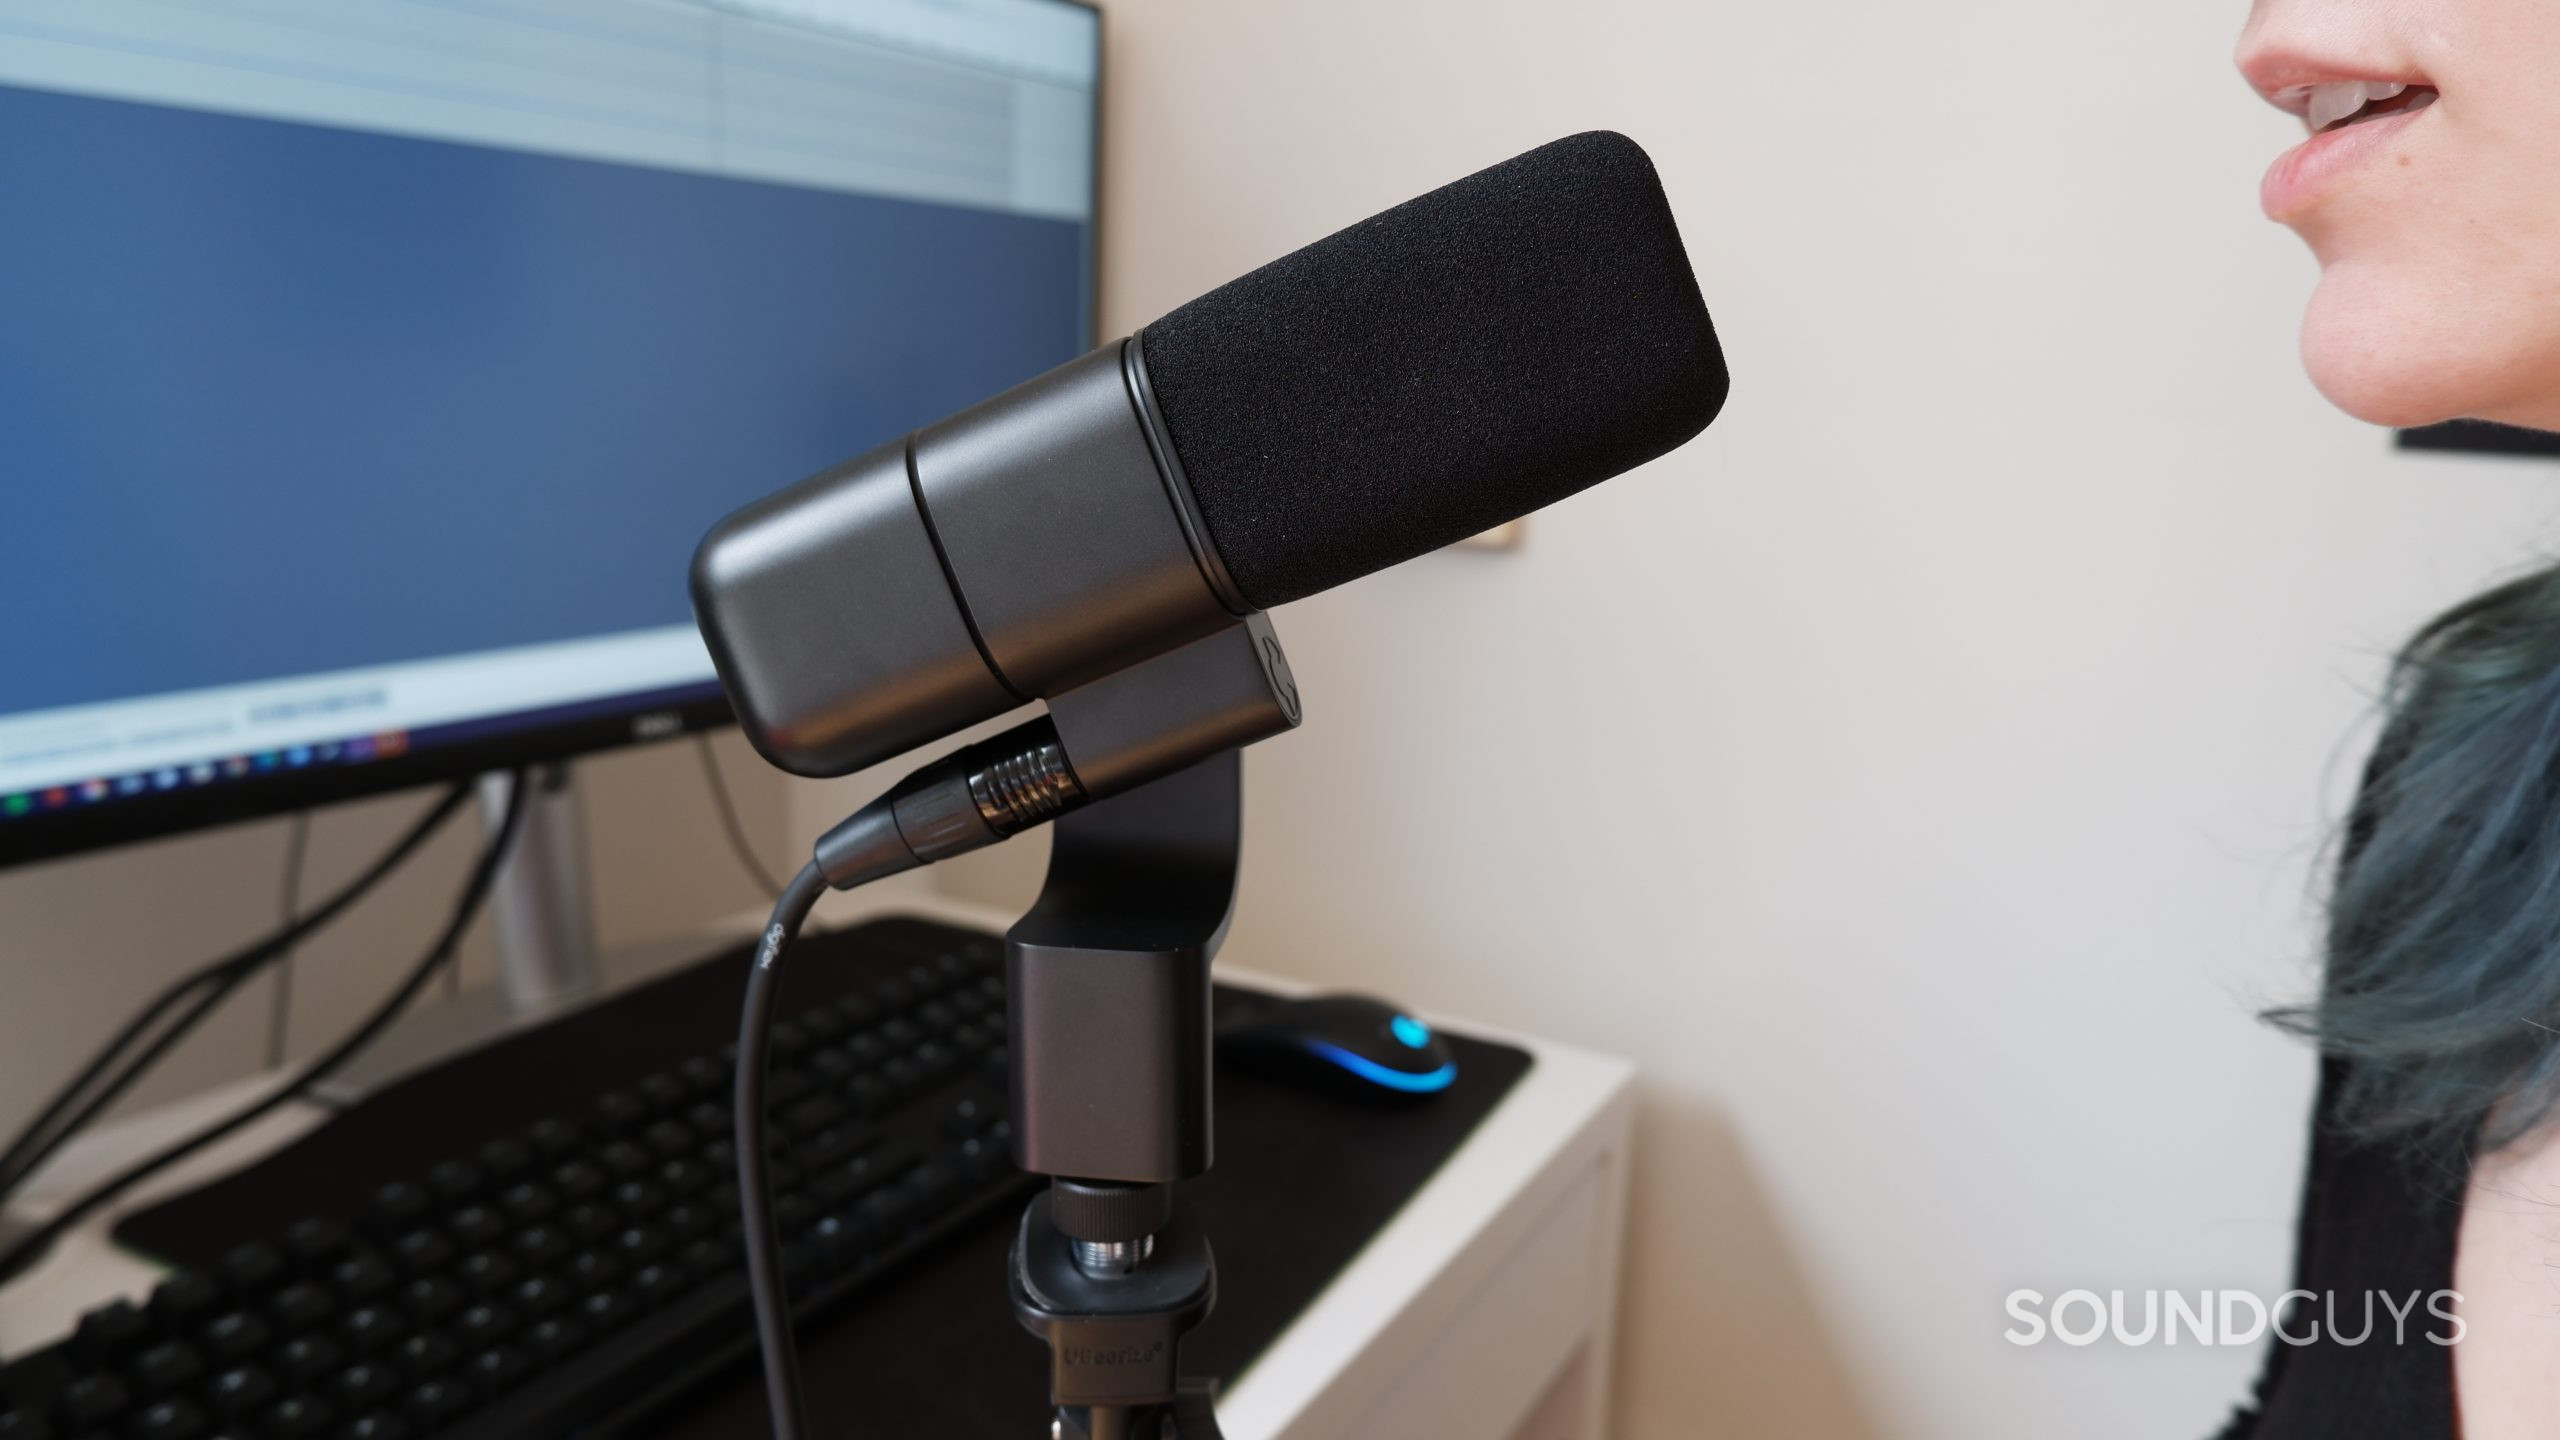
left=2258, top=81, right=2439, bottom=221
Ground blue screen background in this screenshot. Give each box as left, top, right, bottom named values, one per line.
left=0, top=83, right=1087, bottom=716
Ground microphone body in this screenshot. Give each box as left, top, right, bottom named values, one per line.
left=693, top=340, right=1242, bottom=778
left=692, top=130, right=1727, bottom=781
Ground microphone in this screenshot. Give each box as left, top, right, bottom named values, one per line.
left=692, top=130, right=1726, bottom=880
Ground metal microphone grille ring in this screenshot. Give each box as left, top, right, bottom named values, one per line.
left=967, top=742, right=1083, bottom=835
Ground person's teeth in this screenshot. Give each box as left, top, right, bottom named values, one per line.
left=2304, top=80, right=2413, bottom=131
left=2306, top=82, right=2369, bottom=131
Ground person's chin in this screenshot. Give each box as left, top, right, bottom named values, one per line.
left=2299, top=260, right=2560, bottom=431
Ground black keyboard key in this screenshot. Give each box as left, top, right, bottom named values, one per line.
left=845, top=1075, right=893, bottom=1116
left=337, top=1306, right=405, bottom=1354
left=915, top=1001, right=959, bottom=1035
left=131, top=1341, right=203, bottom=1396
left=147, top=1272, right=222, bottom=1329
left=329, top=1363, right=400, bottom=1411
left=522, top=1317, right=589, bottom=1366
left=423, top=1160, right=483, bottom=1204
left=51, top=1373, right=127, bottom=1430
left=328, top=1256, right=395, bottom=1304
left=400, top=1379, right=470, bottom=1428
left=262, top=1394, right=335, bottom=1439
left=562, top=1250, right=620, bottom=1290
left=498, top=1182, right=555, bottom=1222
left=771, top=1195, right=817, bottom=1235
left=625, top=1262, right=683, bottom=1307
left=396, top=1277, right=463, bottom=1325
left=941, top=1098, right=995, bottom=1140
left=840, top=1033, right=887, bottom=1068
left=679, top=1056, right=728, bottom=1094
left=465, top=1346, right=530, bottom=1394
left=677, top=1238, right=733, bottom=1278
left=795, top=1124, right=874, bottom=1169
left=765, top=1070, right=813, bottom=1107
left=340, top=1411, right=411, bottom=1440
left=511, top=1275, right=571, bottom=1318
left=125, top=1397, right=205, bottom=1440
left=525, top=1118, right=580, bottom=1159
left=276, top=1334, right=344, bottom=1384
left=364, top=1184, right=430, bottom=1236
left=203, top=1366, right=277, bottom=1419
left=645, top=1119, right=700, bottom=1158
left=659, top=1201, right=714, bottom=1239
left=636, top=1071, right=689, bottom=1111
left=451, top=1303, right=516, bottom=1348
left=388, top=1230, right=452, bottom=1276
left=596, top=1140, right=651, bottom=1179
left=281, top=1217, right=350, bottom=1271
left=70, top=1298, right=150, bottom=1361
left=444, top=1204, right=505, bottom=1249
left=607, top=1225, right=666, bottom=1266
left=390, top=1331, right=457, bottom=1381
left=782, top=1096, right=846, bottom=1135
left=832, top=993, right=879, bottom=1028
left=561, top=1203, right=617, bottom=1243
left=198, top=1311, right=269, bottom=1364
left=956, top=1134, right=1006, bottom=1180
left=608, top=1179, right=665, bottom=1217
left=768, top=1021, right=809, bottom=1058
left=475, top=1136, right=533, bottom=1182
left=575, top=1288, right=631, bottom=1333
left=268, top=1281, right=335, bottom=1334
left=455, top=1252, right=519, bottom=1297
left=510, top=1226, right=569, bottom=1268
left=549, top=1161, right=605, bottom=1202
left=592, top=1090, right=648, bottom=1133
left=216, top=1241, right=285, bottom=1295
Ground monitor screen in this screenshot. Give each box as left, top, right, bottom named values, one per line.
left=0, top=0, right=1100, bottom=865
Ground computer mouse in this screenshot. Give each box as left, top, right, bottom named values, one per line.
left=1219, top=994, right=1458, bottom=1100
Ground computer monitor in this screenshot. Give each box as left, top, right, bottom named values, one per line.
left=0, top=0, right=1102, bottom=869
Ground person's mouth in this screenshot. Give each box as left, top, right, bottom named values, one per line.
left=2256, top=76, right=2439, bottom=221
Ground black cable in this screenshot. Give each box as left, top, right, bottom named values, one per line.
left=698, top=733, right=788, bottom=901
left=736, top=860, right=830, bottom=1440
left=0, top=773, right=526, bottom=1285
left=0, top=782, right=474, bottom=1201
left=268, top=810, right=311, bottom=1069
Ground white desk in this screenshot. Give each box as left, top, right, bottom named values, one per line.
left=1, top=892, right=1636, bottom=1440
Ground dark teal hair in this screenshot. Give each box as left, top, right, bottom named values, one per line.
left=2277, top=566, right=2560, bottom=1159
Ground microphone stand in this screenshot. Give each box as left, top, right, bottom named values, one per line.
left=1003, top=622, right=1299, bottom=1440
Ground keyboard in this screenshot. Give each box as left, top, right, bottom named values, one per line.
left=0, top=926, right=1033, bottom=1440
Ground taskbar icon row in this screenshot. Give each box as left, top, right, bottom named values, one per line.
left=1, top=732, right=412, bottom=820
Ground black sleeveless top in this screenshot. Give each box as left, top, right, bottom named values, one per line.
left=2213, top=1055, right=2468, bottom=1439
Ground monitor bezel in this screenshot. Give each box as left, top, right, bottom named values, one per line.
left=0, top=0, right=1105, bottom=872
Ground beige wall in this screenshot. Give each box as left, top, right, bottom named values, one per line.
left=850, top=1, right=2560, bottom=1436
left=0, top=731, right=792, bottom=1136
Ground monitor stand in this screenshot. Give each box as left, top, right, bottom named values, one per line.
left=321, top=762, right=609, bottom=1097
left=481, top=763, right=602, bottom=1015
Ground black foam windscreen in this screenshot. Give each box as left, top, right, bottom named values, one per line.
left=1137, top=131, right=1728, bottom=611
